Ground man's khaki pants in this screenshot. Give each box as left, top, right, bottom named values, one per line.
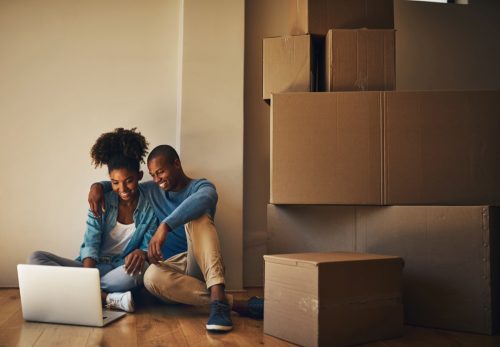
left=143, top=214, right=232, bottom=306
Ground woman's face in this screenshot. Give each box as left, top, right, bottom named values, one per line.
left=109, top=168, right=143, bottom=202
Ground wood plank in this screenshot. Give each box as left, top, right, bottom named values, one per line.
left=0, top=289, right=22, bottom=326
left=0, top=310, right=45, bottom=347
left=33, top=325, right=92, bottom=347
left=85, top=314, right=137, bottom=347
left=135, top=304, right=189, bottom=347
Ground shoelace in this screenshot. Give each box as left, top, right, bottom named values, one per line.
left=106, top=297, right=120, bottom=309
left=211, top=301, right=228, bottom=316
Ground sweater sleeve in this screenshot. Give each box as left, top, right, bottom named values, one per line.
left=162, top=181, right=218, bottom=230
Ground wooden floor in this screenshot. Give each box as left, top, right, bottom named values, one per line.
left=1, top=288, right=499, bottom=347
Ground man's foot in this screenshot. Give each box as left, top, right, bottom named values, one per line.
left=106, top=291, right=135, bottom=312
left=246, top=296, right=264, bottom=319
left=206, top=300, right=233, bottom=332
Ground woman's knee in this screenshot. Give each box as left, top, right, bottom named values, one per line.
left=28, top=250, right=48, bottom=265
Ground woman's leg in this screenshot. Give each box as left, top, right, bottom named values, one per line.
left=28, top=251, right=82, bottom=267
left=100, top=262, right=149, bottom=293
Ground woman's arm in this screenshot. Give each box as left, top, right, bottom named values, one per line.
left=79, top=209, right=103, bottom=263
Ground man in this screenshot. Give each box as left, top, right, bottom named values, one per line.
left=89, top=145, right=262, bottom=332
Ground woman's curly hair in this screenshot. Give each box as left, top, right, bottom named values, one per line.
left=90, top=128, right=148, bottom=173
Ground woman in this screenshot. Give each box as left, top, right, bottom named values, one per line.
left=29, top=128, right=158, bottom=312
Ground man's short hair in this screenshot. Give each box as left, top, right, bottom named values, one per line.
left=147, top=145, right=180, bottom=164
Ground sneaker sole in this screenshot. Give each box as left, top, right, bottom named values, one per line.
left=206, top=324, right=233, bottom=332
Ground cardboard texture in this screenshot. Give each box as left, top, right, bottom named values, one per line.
left=271, top=90, right=500, bottom=205
left=266, top=204, right=500, bottom=334
left=270, top=92, right=383, bottom=204
left=384, top=90, right=500, bottom=204
left=264, top=252, right=404, bottom=347
left=262, top=35, right=323, bottom=100
left=325, top=29, right=395, bottom=91
left=288, top=0, right=394, bottom=35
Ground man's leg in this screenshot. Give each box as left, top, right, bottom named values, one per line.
left=143, top=214, right=233, bottom=331
left=143, top=252, right=211, bottom=305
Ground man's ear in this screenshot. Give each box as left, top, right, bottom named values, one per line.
left=174, top=158, right=181, bottom=169
left=138, top=171, right=144, bottom=181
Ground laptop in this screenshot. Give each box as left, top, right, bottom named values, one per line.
left=17, top=264, right=126, bottom=327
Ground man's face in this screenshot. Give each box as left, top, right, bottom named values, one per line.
left=147, top=155, right=180, bottom=191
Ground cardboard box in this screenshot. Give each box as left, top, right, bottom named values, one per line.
left=263, top=35, right=323, bottom=100
left=270, top=91, right=383, bottom=204
left=325, top=29, right=395, bottom=91
left=288, top=0, right=394, bottom=35
left=264, top=252, right=404, bottom=347
left=266, top=204, right=500, bottom=334
left=384, top=90, right=500, bottom=204
left=271, top=91, right=500, bottom=205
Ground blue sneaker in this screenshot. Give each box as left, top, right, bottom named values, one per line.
left=247, top=296, right=264, bottom=319
left=206, top=300, right=233, bottom=332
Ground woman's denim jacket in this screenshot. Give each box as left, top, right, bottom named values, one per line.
left=76, top=186, right=159, bottom=267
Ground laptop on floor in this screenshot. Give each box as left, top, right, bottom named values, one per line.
left=17, top=264, right=126, bottom=327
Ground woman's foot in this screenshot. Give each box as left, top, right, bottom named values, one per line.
left=106, top=291, right=135, bottom=312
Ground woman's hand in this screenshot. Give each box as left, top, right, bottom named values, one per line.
left=124, top=249, right=147, bottom=276
left=83, top=257, right=96, bottom=268
left=148, top=223, right=169, bottom=264
left=88, top=183, right=105, bottom=218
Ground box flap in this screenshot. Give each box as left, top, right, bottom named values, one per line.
left=264, top=252, right=402, bottom=267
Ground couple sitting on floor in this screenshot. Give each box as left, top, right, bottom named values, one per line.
left=29, top=128, right=262, bottom=332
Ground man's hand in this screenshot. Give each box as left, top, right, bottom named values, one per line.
left=124, top=249, right=147, bottom=276
left=88, top=183, right=105, bottom=218
left=83, top=257, right=96, bottom=268
left=148, top=223, right=169, bottom=264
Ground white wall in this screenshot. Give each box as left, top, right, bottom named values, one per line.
left=180, top=0, right=245, bottom=290
left=0, top=0, right=181, bottom=286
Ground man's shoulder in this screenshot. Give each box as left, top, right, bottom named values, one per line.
left=190, top=178, right=216, bottom=191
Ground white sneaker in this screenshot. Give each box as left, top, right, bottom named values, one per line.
left=106, top=291, right=135, bottom=312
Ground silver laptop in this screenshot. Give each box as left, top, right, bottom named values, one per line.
left=17, top=264, right=126, bottom=327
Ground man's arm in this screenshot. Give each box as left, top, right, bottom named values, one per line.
left=162, top=181, right=218, bottom=230
left=88, top=181, right=112, bottom=217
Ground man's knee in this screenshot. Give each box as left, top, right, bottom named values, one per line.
left=144, top=264, right=175, bottom=291
left=186, top=213, right=213, bottom=230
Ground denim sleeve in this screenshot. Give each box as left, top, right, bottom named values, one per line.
left=99, top=181, right=112, bottom=193
left=79, top=209, right=103, bottom=261
left=162, top=181, right=218, bottom=230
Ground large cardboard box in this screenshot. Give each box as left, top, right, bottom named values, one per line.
left=270, top=92, right=383, bottom=204
left=264, top=252, right=404, bottom=347
left=266, top=204, right=500, bottom=334
left=325, top=29, right=395, bottom=91
left=384, top=90, right=500, bottom=204
left=263, top=35, right=323, bottom=100
left=288, top=0, right=394, bottom=35
left=271, top=91, right=500, bottom=205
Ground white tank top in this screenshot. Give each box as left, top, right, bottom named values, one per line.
left=100, top=221, right=136, bottom=256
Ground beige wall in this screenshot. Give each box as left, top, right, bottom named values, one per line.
left=243, top=0, right=291, bottom=286
left=243, top=0, right=500, bottom=286
left=180, top=0, right=245, bottom=290
left=0, top=0, right=181, bottom=286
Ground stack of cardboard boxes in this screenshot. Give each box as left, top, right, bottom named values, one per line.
left=262, top=0, right=500, bottom=345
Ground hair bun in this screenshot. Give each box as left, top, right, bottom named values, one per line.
left=90, top=127, right=149, bottom=168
